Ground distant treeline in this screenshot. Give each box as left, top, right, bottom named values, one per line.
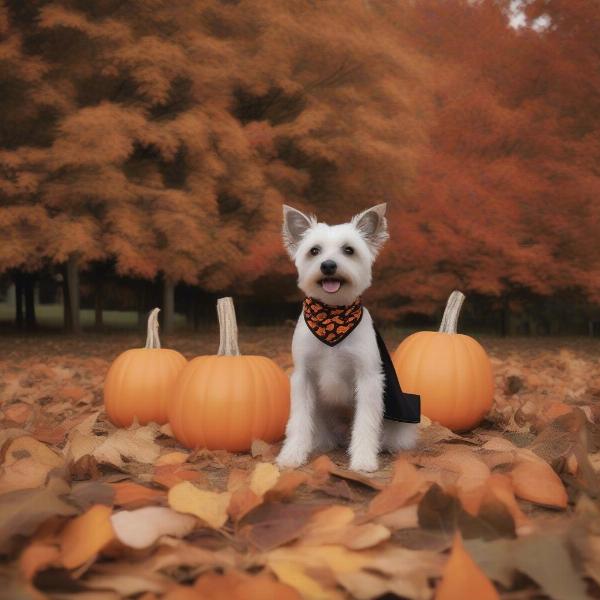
left=1, top=0, right=599, bottom=332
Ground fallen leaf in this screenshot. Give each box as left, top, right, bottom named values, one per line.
left=509, top=460, right=568, bottom=509
left=375, top=504, right=420, bottom=530
left=249, top=462, right=280, bottom=497
left=94, top=424, right=162, bottom=467
left=268, top=559, right=343, bottom=600
left=0, top=436, right=64, bottom=494
left=251, top=439, right=278, bottom=460
left=111, top=507, right=196, bottom=549
left=60, top=504, right=115, bottom=569
left=418, top=484, right=515, bottom=540
left=466, top=533, right=589, bottom=600
left=155, top=452, right=189, bottom=466
left=168, top=481, right=231, bottom=529
left=436, top=533, right=499, bottom=600
left=153, top=464, right=204, bottom=489
left=193, top=570, right=301, bottom=600
left=228, top=488, right=263, bottom=523
left=19, top=542, right=60, bottom=580
left=239, top=502, right=322, bottom=551
left=111, top=481, right=166, bottom=508
left=368, top=460, right=426, bottom=518
left=0, top=476, right=77, bottom=553
left=265, top=471, right=308, bottom=502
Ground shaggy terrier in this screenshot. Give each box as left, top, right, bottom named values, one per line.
left=276, top=203, right=420, bottom=473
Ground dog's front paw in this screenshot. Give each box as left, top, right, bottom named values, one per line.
left=276, top=443, right=309, bottom=470
left=349, top=455, right=379, bottom=473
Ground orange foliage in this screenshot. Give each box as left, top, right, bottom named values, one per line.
left=1, top=0, right=599, bottom=312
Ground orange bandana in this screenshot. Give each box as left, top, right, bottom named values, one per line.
left=303, top=296, right=363, bottom=346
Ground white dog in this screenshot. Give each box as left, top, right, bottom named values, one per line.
left=276, top=203, right=419, bottom=473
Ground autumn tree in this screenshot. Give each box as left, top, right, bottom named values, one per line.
left=1, top=0, right=599, bottom=331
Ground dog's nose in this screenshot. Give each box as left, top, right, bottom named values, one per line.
left=320, top=260, right=337, bottom=276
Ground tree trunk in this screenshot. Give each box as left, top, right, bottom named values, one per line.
left=62, top=267, right=71, bottom=331
left=14, top=273, right=24, bottom=330
left=94, top=279, right=103, bottom=330
left=23, top=274, right=36, bottom=330
left=66, top=254, right=81, bottom=333
left=162, top=278, right=175, bottom=335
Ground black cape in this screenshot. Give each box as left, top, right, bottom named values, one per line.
left=373, top=325, right=421, bottom=423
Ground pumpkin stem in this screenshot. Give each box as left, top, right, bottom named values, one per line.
left=217, top=297, right=241, bottom=356
left=145, top=308, right=161, bottom=349
left=439, top=290, right=466, bottom=334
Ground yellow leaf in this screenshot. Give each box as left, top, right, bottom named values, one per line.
left=168, top=481, right=231, bottom=529
left=250, top=462, right=280, bottom=497
left=156, top=452, right=189, bottom=466
left=269, top=559, right=343, bottom=600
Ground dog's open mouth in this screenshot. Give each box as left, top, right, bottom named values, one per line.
left=320, top=277, right=343, bottom=293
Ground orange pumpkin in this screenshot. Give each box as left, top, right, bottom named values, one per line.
left=104, top=308, right=187, bottom=427
left=168, top=297, right=290, bottom=451
left=392, top=290, right=493, bottom=432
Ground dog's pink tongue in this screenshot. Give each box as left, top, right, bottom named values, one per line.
left=322, top=279, right=341, bottom=293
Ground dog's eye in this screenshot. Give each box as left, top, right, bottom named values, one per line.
left=343, top=246, right=354, bottom=255
left=309, top=247, right=320, bottom=256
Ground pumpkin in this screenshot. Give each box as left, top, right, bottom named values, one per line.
left=168, top=297, right=290, bottom=451
left=104, top=308, right=187, bottom=427
left=392, top=290, right=493, bottom=431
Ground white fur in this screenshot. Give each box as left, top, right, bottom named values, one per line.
left=277, top=204, right=418, bottom=472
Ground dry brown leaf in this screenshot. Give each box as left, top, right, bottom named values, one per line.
left=228, top=488, right=263, bottom=523
left=60, top=504, right=115, bottom=569
left=0, top=436, right=64, bottom=494
left=484, top=474, right=531, bottom=535
left=368, top=460, right=427, bottom=518
left=251, top=439, right=278, bottom=460
left=94, top=424, right=162, bottom=467
left=168, top=481, right=231, bottom=529
left=0, top=476, right=78, bottom=552
left=239, top=502, right=322, bottom=551
left=265, top=470, right=308, bottom=501
left=310, top=454, right=336, bottom=475
left=417, top=447, right=491, bottom=515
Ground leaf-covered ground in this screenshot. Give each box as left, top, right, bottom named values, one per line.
left=1, top=328, right=599, bottom=599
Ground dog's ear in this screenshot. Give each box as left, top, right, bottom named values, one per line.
left=352, top=203, right=389, bottom=256
left=282, top=205, right=315, bottom=258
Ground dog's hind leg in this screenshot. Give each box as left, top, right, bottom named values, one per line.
left=276, top=368, right=317, bottom=469
left=382, top=421, right=419, bottom=453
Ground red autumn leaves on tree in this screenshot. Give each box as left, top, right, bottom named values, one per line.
left=1, top=0, right=599, bottom=320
